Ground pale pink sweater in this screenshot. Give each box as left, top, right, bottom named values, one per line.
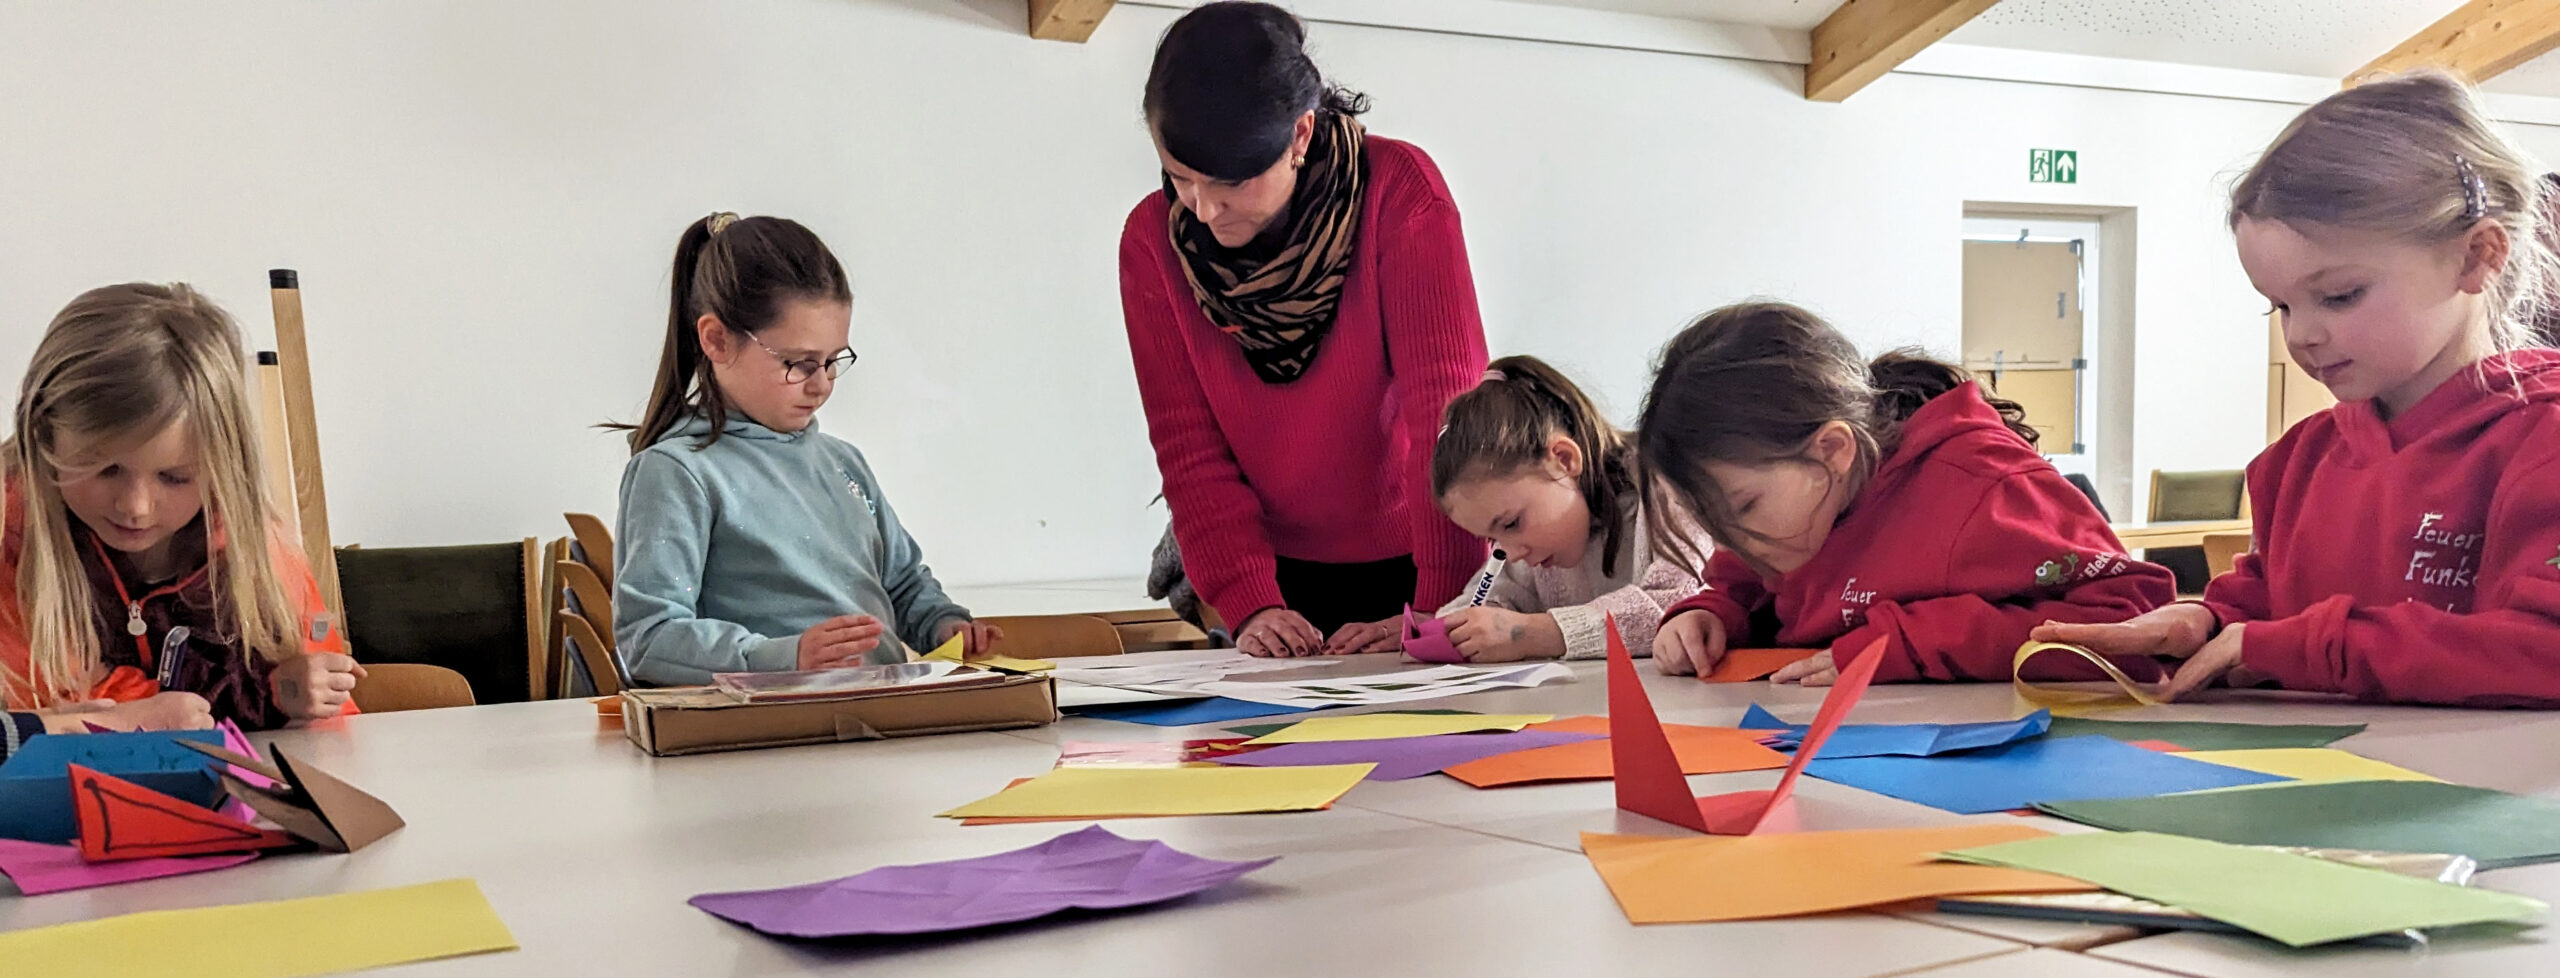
left=1435, top=497, right=1707, bottom=659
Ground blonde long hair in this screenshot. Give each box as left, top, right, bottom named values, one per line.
left=6, top=283, right=299, bottom=706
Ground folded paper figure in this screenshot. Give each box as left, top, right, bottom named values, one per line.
left=1401, top=605, right=1464, bottom=664
left=179, top=741, right=404, bottom=854
left=70, top=765, right=297, bottom=862
left=1611, top=619, right=1887, bottom=834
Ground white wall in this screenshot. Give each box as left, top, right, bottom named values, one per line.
left=4, top=0, right=2556, bottom=586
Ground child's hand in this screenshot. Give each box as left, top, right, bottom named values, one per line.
left=1443, top=607, right=1561, bottom=663
left=1323, top=618, right=1402, bottom=655
left=799, top=615, right=885, bottom=670
left=41, top=693, right=215, bottom=733
left=271, top=652, right=366, bottom=721
left=2030, top=605, right=2216, bottom=659
left=1652, top=612, right=1727, bottom=676
left=2162, top=623, right=2247, bottom=701
left=1236, top=609, right=1323, bottom=658
left=936, top=619, right=1005, bottom=658
left=1770, top=649, right=1839, bottom=686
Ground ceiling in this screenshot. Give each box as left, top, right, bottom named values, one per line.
left=1507, top=0, right=2560, bottom=96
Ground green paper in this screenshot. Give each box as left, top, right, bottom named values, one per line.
left=1940, top=831, right=2544, bottom=946
left=2038, top=781, right=2560, bottom=870
left=2045, top=717, right=2365, bottom=750
left=1223, top=709, right=1477, bottom=739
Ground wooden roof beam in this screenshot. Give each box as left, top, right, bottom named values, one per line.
left=1806, top=0, right=2004, bottom=102
left=2354, top=0, right=2560, bottom=85
left=1030, top=0, right=1115, bottom=43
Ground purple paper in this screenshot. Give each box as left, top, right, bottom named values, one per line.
left=1208, top=729, right=1606, bottom=780
left=0, top=838, right=257, bottom=896
left=687, top=825, right=1276, bottom=937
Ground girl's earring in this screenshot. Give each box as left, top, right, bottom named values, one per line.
left=1293, top=155, right=1307, bottom=168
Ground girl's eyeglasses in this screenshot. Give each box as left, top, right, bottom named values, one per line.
left=743, top=331, right=858, bottom=383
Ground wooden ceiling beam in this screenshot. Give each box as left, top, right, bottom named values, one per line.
left=1029, top=0, right=1115, bottom=43
left=1806, top=0, right=2004, bottom=103
left=2354, top=0, right=2560, bottom=85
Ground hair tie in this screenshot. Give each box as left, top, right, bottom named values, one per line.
left=706, top=211, right=741, bottom=236
left=2455, top=156, right=2488, bottom=221
left=1481, top=368, right=1507, bottom=384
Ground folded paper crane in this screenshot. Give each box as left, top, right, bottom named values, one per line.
left=1609, top=619, right=1885, bottom=834
left=178, top=741, right=404, bottom=853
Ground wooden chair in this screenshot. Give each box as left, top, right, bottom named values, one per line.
left=980, top=615, right=1125, bottom=658
left=350, top=662, right=478, bottom=713
left=556, top=560, right=626, bottom=694
left=2146, top=470, right=2248, bottom=595
left=335, top=539, right=546, bottom=703
left=537, top=537, right=572, bottom=698
left=558, top=610, right=626, bottom=697
left=564, top=512, right=614, bottom=587
left=2201, top=531, right=2253, bottom=579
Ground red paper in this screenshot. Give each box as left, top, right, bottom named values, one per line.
left=69, top=764, right=300, bottom=862
left=1609, top=621, right=1886, bottom=834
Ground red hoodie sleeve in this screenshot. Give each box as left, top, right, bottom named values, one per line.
left=2241, top=451, right=2560, bottom=707
left=2196, top=455, right=2279, bottom=629
left=1118, top=218, right=1288, bottom=628
left=1378, top=192, right=1492, bottom=609
left=1840, top=464, right=2179, bottom=682
left=1665, top=550, right=1764, bottom=647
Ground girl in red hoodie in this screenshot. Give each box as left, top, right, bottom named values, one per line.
left=1639, top=302, right=2175, bottom=684
left=2039, top=72, right=2560, bottom=707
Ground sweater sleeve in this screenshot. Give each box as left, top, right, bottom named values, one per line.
left=1837, top=464, right=2178, bottom=683
left=2197, top=455, right=2278, bottom=629
left=0, top=711, right=42, bottom=763
left=863, top=471, right=971, bottom=655
left=2241, top=451, right=2560, bottom=707
left=614, top=452, right=799, bottom=685
left=1378, top=193, right=1493, bottom=609
left=1119, top=220, right=1288, bottom=629
left=1666, top=550, right=1764, bottom=648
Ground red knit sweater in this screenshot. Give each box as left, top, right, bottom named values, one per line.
left=1118, top=136, right=1491, bottom=628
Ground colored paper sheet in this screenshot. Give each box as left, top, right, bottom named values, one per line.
left=2045, top=717, right=2365, bottom=751
left=0, top=877, right=517, bottom=977
left=2036, top=780, right=2560, bottom=870
left=692, top=825, right=1273, bottom=936
left=70, top=765, right=298, bottom=861
left=1401, top=605, right=1463, bottom=664
left=0, top=838, right=255, bottom=896
left=1699, top=648, right=1816, bottom=683
left=1058, top=740, right=1251, bottom=768
left=1226, top=709, right=1476, bottom=739
left=2010, top=641, right=2163, bottom=715
left=1239, top=712, right=1551, bottom=745
left=1441, top=716, right=1788, bottom=788
left=2178, top=748, right=2440, bottom=784
left=1741, top=705, right=2052, bottom=758
left=1614, top=619, right=1888, bottom=834
left=955, top=777, right=1340, bottom=826
left=921, top=633, right=1053, bottom=673
left=1067, top=697, right=1316, bottom=727
left=1803, top=735, right=2290, bottom=816
left=1210, top=730, right=1605, bottom=780
left=0, top=729, right=224, bottom=842
left=938, top=764, right=1372, bottom=819
left=1581, top=824, right=2097, bottom=923
left=1940, top=831, right=2546, bottom=947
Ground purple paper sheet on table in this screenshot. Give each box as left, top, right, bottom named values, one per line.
left=0, top=838, right=257, bottom=895
left=688, top=825, right=1276, bottom=937
left=1207, top=729, right=1606, bottom=780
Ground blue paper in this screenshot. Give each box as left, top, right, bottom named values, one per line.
left=1802, top=734, right=2290, bottom=815
left=1067, top=697, right=1316, bottom=727
left=1740, top=705, right=2052, bottom=759
left=0, top=730, right=225, bottom=842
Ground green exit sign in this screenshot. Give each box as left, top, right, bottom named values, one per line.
left=2031, top=149, right=2079, bottom=184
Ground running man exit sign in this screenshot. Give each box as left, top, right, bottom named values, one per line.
left=2030, top=149, right=2079, bottom=184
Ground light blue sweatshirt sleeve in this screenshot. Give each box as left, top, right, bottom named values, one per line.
left=855, top=461, right=972, bottom=653
left=614, top=451, right=800, bottom=685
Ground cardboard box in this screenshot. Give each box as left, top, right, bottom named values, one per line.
left=620, top=675, right=1057, bottom=756
left=0, top=729, right=225, bottom=842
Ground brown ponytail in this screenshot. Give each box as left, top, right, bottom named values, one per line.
left=1635, top=301, right=2033, bottom=578
left=608, top=213, right=851, bottom=453
left=1431, top=355, right=1637, bottom=577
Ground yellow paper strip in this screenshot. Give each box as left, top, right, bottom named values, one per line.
left=938, top=764, right=1374, bottom=818
left=2178, top=748, right=2442, bottom=784
left=921, top=633, right=1053, bottom=673
left=2012, top=641, right=2162, bottom=717
left=1242, top=713, right=1554, bottom=745
left=0, top=878, right=516, bottom=978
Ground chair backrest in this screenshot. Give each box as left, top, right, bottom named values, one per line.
left=2148, top=470, right=2247, bottom=522
left=558, top=561, right=614, bottom=653
left=540, top=537, right=570, bottom=698
left=558, top=611, right=627, bottom=696
left=2201, top=531, right=2252, bottom=579
left=335, top=540, right=543, bottom=704
left=564, top=512, right=615, bottom=587
left=979, top=615, right=1125, bottom=658
left=350, top=662, right=478, bottom=713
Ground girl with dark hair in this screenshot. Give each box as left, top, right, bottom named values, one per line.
left=1121, top=1, right=1491, bottom=658
left=1637, top=302, right=2173, bottom=683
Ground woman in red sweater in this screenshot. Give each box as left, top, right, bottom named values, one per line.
left=1120, top=2, right=1489, bottom=658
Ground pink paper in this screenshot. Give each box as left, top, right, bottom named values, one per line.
left=1402, top=605, right=1464, bottom=663
left=0, top=838, right=256, bottom=896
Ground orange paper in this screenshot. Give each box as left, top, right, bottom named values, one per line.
left=1580, top=824, right=2098, bottom=923
left=69, top=765, right=298, bottom=862
left=1441, top=716, right=1787, bottom=788
left=1699, top=649, right=1817, bottom=684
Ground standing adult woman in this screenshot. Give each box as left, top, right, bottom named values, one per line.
left=1119, top=1, right=1490, bottom=657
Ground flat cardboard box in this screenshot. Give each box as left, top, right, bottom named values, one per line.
left=621, top=674, right=1056, bottom=756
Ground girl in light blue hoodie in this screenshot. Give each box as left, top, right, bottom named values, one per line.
left=609, top=213, right=1000, bottom=687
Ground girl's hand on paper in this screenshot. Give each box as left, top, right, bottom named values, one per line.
left=2030, top=604, right=2216, bottom=660
left=1770, top=649, right=1838, bottom=687
left=41, top=693, right=212, bottom=733
left=1651, top=612, right=1727, bottom=676
left=1443, top=607, right=1558, bottom=663
left=799, top=615, right=885, bottom=670
left=1323, top=618, right=1401, bottom=655
left=937, top=619, right=1005, bottom=658
left=2161, top=623, right=2247, bottom=701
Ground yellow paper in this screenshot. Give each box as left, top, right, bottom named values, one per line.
left=921, top=633, right=1053, bottom=673
left=2179, top=748, right=2442, bottom=784
left=0, top=878, right=516, bottom=978
left=1242, top=713, right=1553, bottom=745
left=939, top=764, right=1374, bottom=818
left=2012, top=641, right=2162, bottom=717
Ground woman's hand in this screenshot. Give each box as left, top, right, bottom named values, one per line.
left=1324, top=618, right=1402, bottom=655
left=1238, top=608, right=1324, bottom=658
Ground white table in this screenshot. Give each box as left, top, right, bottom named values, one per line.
left=8, top=654, right=2555, bottom=976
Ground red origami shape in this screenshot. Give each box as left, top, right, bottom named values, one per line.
left=1609, top=619, right=1886, bottom=834
left=69, top=764, right=300, bottom=862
